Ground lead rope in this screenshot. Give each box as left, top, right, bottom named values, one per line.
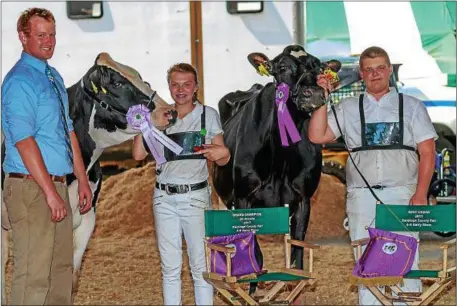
left=328, top=92, right=414, bottom=235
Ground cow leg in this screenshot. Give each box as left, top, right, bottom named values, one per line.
left=68, top=176, right=100, bottom=297
left=72, top=207, right=96, bottom=294
left=290, top=197, right=311, bottom=270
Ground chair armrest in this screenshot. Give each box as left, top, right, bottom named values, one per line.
left=279, top=267, right=311, bottom=278
left=440, top=238, right=456, bottom=249
left=286, top=239, right=320, bottom=249
left=206, top=242, right=236, bottom=253
left=351, top=238, right=370, bottom=247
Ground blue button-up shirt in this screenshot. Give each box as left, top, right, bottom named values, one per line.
left=2, top=52, right=74, bottom=176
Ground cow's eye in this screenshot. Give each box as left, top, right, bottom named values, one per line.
left=113, top=82, right=122, bottom=88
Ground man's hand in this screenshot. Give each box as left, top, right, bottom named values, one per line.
left=409, top=192, right=428, bottom=206
left=78, top=180, right=92, bottom=214
left=316, top=74, right=334, bottom=99
left=45, top=192, right=67, bottom=222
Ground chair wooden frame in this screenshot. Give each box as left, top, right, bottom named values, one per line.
left=203, top=206, right=320, bottom=305
left=351, top=204, right=456, bottom=306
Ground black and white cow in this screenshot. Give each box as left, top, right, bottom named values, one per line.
left=213, top=45, right=340, bottom=268
left=1, top=53, right=177, bottom=299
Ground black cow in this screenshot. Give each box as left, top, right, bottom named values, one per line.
left=1, top=53, right=177, bottom=298
left=213, top=45, right=340, bottom=269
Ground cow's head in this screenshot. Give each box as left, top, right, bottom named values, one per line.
left=79, top=53, right=177, bottom=132
left=247, top=45, right=341, bottom=113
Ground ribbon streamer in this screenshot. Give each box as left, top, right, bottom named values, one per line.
left=275, top=83, right=301, bottom=146
left=126, top=105, right=182, bottom=165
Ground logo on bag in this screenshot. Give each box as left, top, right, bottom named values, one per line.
left=225, top=243, right=237, bottom=258
left=382, top=242, right=398, bottom=255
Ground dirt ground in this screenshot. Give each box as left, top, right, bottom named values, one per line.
left=4, top=162, right=456, bottom=305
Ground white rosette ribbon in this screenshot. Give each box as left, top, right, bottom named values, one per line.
left=126, top=105, right=182, bottom=165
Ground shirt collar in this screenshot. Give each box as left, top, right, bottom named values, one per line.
left=172, top=101, right=201, bottom=125
left=364, top=86, right=396, bottom=103
left=20, top=51, right=49, bottom=74
left=191, top=102, right=203, bottom=118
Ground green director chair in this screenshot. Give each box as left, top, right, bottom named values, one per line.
left=351, top=204, right=456, bottom=305
left=203, top=206, right=319, bottom=305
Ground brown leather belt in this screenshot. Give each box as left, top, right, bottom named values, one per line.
left=8, top=172, right=66, bottom=183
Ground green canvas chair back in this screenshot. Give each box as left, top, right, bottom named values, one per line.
left=205, top=206, right=290, bottom=237
left=375, top=204, right=456, bottom=232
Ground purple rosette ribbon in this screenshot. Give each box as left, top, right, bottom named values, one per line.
left=126, top=105, right=182, bottom=165
left=275, top=83, right=301, bottom=146
left=126, top=104, right=150, bottom=130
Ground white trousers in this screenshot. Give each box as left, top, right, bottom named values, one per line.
left=346, top=185, right=422, bottom=306
left=153, top=186, right=214, bottom=305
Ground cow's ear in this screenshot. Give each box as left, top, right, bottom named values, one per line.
left=326, top=59, right=342, bottom=73
left=247, top=52, right=271, bottom=77
left=85, top=65, right=104, bottom=94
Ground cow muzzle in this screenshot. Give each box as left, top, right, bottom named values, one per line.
left=294, top=85, right=326, bottom=113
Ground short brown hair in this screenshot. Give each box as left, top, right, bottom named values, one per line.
left=359, top=46, right=391, bottom=67
left=17, top=8, right=55, bottom=35
left=166, top=63, right=199, bottom=102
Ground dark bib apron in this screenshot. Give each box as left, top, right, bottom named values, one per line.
left=144, top=105, right=207, bottom=162
left=351, top=93, right=416, bottom=153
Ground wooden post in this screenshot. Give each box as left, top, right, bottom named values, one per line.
left=190, top=1, right=222, bottom=210
left=189, top=1, right=204, bottom=103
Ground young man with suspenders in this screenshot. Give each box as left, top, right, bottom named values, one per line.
left=309, top=46, right=437, bottom=305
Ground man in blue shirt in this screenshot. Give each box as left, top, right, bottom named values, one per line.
left=2, top=7, right=92, bottom=305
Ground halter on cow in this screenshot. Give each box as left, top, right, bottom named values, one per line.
left=1, top=53, right=177, bottom=299
left=213, top=45, right=341, bottom=269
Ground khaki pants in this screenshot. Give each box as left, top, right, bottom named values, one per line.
left=3, top=176, right=73, bottom=305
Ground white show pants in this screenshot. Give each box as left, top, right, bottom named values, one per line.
left=153, top=186, right=214, bottom=305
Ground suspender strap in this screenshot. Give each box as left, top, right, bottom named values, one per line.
left=351, top=144, right=416, bottom=152
left=399, top=93, right=404, bottom=144
left=168, top=152, right=205, bottom=160
left=359, top=94, right=367, bottom=147
left=201, top=105, right=206, bottom=145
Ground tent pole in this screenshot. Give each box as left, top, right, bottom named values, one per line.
left=292, top=1, right=305, bottom=47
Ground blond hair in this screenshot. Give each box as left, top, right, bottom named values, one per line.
left=167, top=63, right=199, bottom=102
left=359, top=46, right=391, bottom=67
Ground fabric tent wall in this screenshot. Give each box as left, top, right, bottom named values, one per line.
left=411, top=1, right=456, bottom=86
left=305, top=1, right=351, bottom=58
left=305, top=1, right=456, bottom=87
left=447, top=1, right=456, bottom=22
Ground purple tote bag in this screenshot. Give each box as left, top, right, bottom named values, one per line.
left=353, top=227, right=418, bottom=279
left=208, top=231, right=262, bottom=277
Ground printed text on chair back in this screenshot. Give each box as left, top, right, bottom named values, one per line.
left=205, top=207, right=290, bottom=237
left=375, top=204, right=456, bottom=232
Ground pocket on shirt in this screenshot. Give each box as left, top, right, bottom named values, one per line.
left=40, top=88, right=56, bottom=104
left=39, top=89, right=60, bottom=113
